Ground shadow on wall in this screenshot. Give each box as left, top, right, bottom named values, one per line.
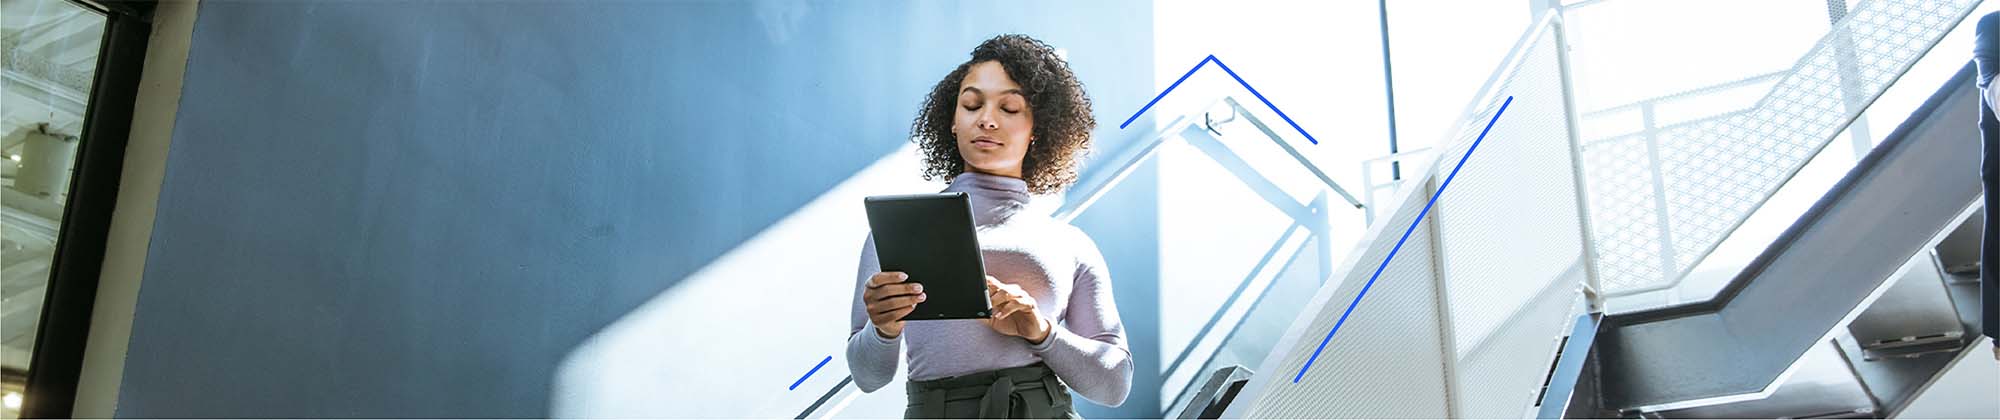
left=554, top=144, right=934, bottom=417
left=117, top=0, right=1152, bottom=418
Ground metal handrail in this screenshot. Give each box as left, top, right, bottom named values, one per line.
left=1217, top=97, right=1365, bottom=209
left=1053, top=97, right=1365, bottom=223
left=1051, top=111, right=1202, bottom=223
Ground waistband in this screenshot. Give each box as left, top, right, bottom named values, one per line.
left=905, top=362, right=1067, bottom=418
left=908, top=362, right=1057, bottom=392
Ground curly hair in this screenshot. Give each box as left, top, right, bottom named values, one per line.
left=912, top=34, right=1096, bottom=195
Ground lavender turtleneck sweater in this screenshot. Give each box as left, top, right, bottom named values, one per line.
left=846, top=172, right=1134, bottom=407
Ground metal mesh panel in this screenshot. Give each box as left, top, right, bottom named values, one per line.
left=1585, top=0, right=1979, bottom=294
left=1581, top=135, right=1668, bottom=286
left=1429, top=26, right=1589, bottom=418
left=1242, top=184, right=1451, bottom=418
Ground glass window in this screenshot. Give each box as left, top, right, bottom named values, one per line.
left=0, top=0, right=107, bottom=417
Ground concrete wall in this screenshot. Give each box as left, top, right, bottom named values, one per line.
left=116, top=1, right=1155, bottom=416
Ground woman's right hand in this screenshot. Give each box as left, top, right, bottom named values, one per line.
left=864, top=271, right=926, bottom=339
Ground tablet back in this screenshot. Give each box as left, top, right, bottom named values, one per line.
left=862, top=192, right=992, bottom=321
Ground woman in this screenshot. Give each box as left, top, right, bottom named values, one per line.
left=845, top=34, right=1134, bottom=419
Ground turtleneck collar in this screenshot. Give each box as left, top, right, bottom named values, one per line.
left=943, top=171, right=1033, bottom=226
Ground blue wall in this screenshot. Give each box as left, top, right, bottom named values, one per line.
left=120, top=1, right=1155, bottom=417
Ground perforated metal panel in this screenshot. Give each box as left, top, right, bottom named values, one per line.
left=1239, top=181, right=1452, bottom=418
left=1234, top=15, right=1590, bottom=418
left=1584, top=0, right=1980, bottom=295
left=1581, top=134, right=1669, bottom=288
left=1430, top=24, right=1589, bottom=418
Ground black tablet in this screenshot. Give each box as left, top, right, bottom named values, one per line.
left=863, top=192, right=992, bottom=321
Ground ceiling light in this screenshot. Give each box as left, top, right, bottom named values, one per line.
left=3, top=392, right=20, bottom=410
left=8, top=154, right=19, bottom=162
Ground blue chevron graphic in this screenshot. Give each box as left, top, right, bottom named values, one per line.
left=1119, top=55, right=1320, bottom=145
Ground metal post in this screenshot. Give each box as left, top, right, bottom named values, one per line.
left=1379, top=0, right=1403, bottom=181
left=1421, top=174, right=1460, bottom=416
left=1828, top=0, right=1876, bottom=158
left=1552, top=15, right=1608, bottom=313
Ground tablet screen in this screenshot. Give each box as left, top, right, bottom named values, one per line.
left=862, top=192, right=993, bottom=321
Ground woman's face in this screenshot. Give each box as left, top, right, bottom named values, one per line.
left=954, top=61, right=1034, bottom=178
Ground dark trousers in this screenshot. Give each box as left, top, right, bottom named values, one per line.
left=1981, top=94, right=2000, bottom=342
left=1978, top=11, right=2000, bottom=342
left=904, top=362, right=1080, bottom=419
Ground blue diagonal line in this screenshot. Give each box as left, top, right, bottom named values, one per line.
left=1120, top=55, right=1213, bottom=130
left=791, top=355, right=832, bottom=390
left=1118, top=55, right=1319, bottom=144
left=1292, top=96, right=1514, bottom=384
left=1209, top=57, right=1319, bottom=145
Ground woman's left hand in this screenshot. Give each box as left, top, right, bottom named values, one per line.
left=980, top=276, right=1053, bottom=344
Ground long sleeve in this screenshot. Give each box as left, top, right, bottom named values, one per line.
left=846, top=235, right=902, bottom=392
left=1025, top=232, right=1134, bottom=407
left=1975, top=12, right=1996, bottom=90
